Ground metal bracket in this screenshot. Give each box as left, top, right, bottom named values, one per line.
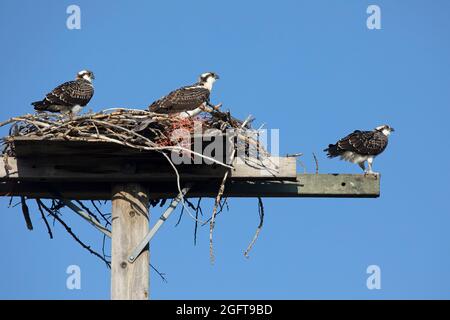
left=128, top=185, right=192, bottom=263
left=59, top=198, right=112, bottom=238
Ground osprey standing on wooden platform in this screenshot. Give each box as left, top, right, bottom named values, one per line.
left=32, top=70, right=95, bottom=115
left=324, top=125, right=395, bottom=174
left=149, top=72, right=219, bottom=116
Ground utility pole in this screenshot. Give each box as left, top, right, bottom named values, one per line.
left=111, top=183, right=149, bottom=300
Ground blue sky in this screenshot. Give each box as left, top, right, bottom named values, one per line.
left=1, top=0, right=450, bottom=299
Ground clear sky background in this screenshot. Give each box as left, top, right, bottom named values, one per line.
left=0, top=0, right=449, bottom=299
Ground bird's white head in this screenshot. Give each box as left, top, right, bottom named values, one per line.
left=199, top=72, right=219, bottom=91
left=76, top=70, right=95, bottom=83
left=375, top=124, right=395, bottom=136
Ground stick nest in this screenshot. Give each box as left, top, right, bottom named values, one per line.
left=0, top=107, right=249, bottom=157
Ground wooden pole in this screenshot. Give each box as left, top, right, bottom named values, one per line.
left=111, top=183, right=149, bottom=300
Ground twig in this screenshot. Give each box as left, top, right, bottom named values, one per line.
left=175, top=206, right=184, bottom=227
left=36, top=199, right=53, bottom=239
left=175, top=195, right=202, bottom=227
left=186, top=198, right=203, bottom=246
left=150, top=263, right=168, bottom=283
left=20, top=196, right=33, bottom=230
left=244, top=197, right=265, bottom=258
left=312, top=152, right=319, bottom=174
left=161, top=152, right=204, bottom=224
left=297, top=159, right=307, bottom=174
left=91, top=200, right=111, bottom=227
left=75, top=200, right=101, bottom=223
left=58, top=198, right=111, bottom=238
left=37, top=199, right=111, bottom=268
left=201, top=198, right=229, bottom=226
left=209, top=115, right=252, bottom=264
left=286, top=153, right=304, bottom=158
left=102, top=233, right=110, bottom=262
left=8, top=196, right=13, bottom=208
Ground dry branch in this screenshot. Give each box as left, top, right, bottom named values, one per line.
left=209, top=115, right=253, bottom=264
left=244, top=197, right=265, bottom=258
left=36, top=199, right=111, bottom=268
left=313, top=152, right=319, bottom=174
left=36, top=199, right=53, bottom=239
left=20, top=196, right=33, bottom=230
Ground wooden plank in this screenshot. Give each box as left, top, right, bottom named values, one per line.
left=233, top=174, right=381, bottom=198
left=12, top=137, right=143, bottom=157
left=111, top=183, right=149, bottom=300
left=0, top=156, right=296, bottom=182
left=10, top=134, right=231, bottom=157
left=231, top=157, right=297, bottom=180
left=0, top=174, right=380, bottom=200
left=300, top=174, right=379, bottom=197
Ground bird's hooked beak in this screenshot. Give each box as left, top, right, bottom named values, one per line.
left=390, top=127, right=395, bottom=132
left=214, top=74, right=220, bottom=80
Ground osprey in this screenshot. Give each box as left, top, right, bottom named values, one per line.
left=149, top=72, right=219, bottom=116
left=32, top=70, right=95, bottom=114
left=324, top=125, right=395, bottom=174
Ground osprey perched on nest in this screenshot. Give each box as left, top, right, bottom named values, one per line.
left=149, top=72, right=219, bottom=116
left=324, top=125, right=395, bottom=174
left=32, top=70, right=95, bottom=114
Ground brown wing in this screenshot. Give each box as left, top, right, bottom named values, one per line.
left=44, top=79, right=94, bottom=107
left=337, top=130, right=388, bottom=156
left=149, top=85, right=210, bottom=114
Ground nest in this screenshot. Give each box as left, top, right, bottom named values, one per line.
left=0, top=107, right=268, bottom=269
left=0, top=107, right=249, bottom=157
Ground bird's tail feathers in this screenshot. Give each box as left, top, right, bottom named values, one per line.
left=324, top=144, right=340, bottom=158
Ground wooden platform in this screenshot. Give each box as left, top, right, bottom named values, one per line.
left=0, top=174, right=380, bottom=200
left=0, top=137, right=380, bottom=200
left=2, top=136, right=297, bottom=181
